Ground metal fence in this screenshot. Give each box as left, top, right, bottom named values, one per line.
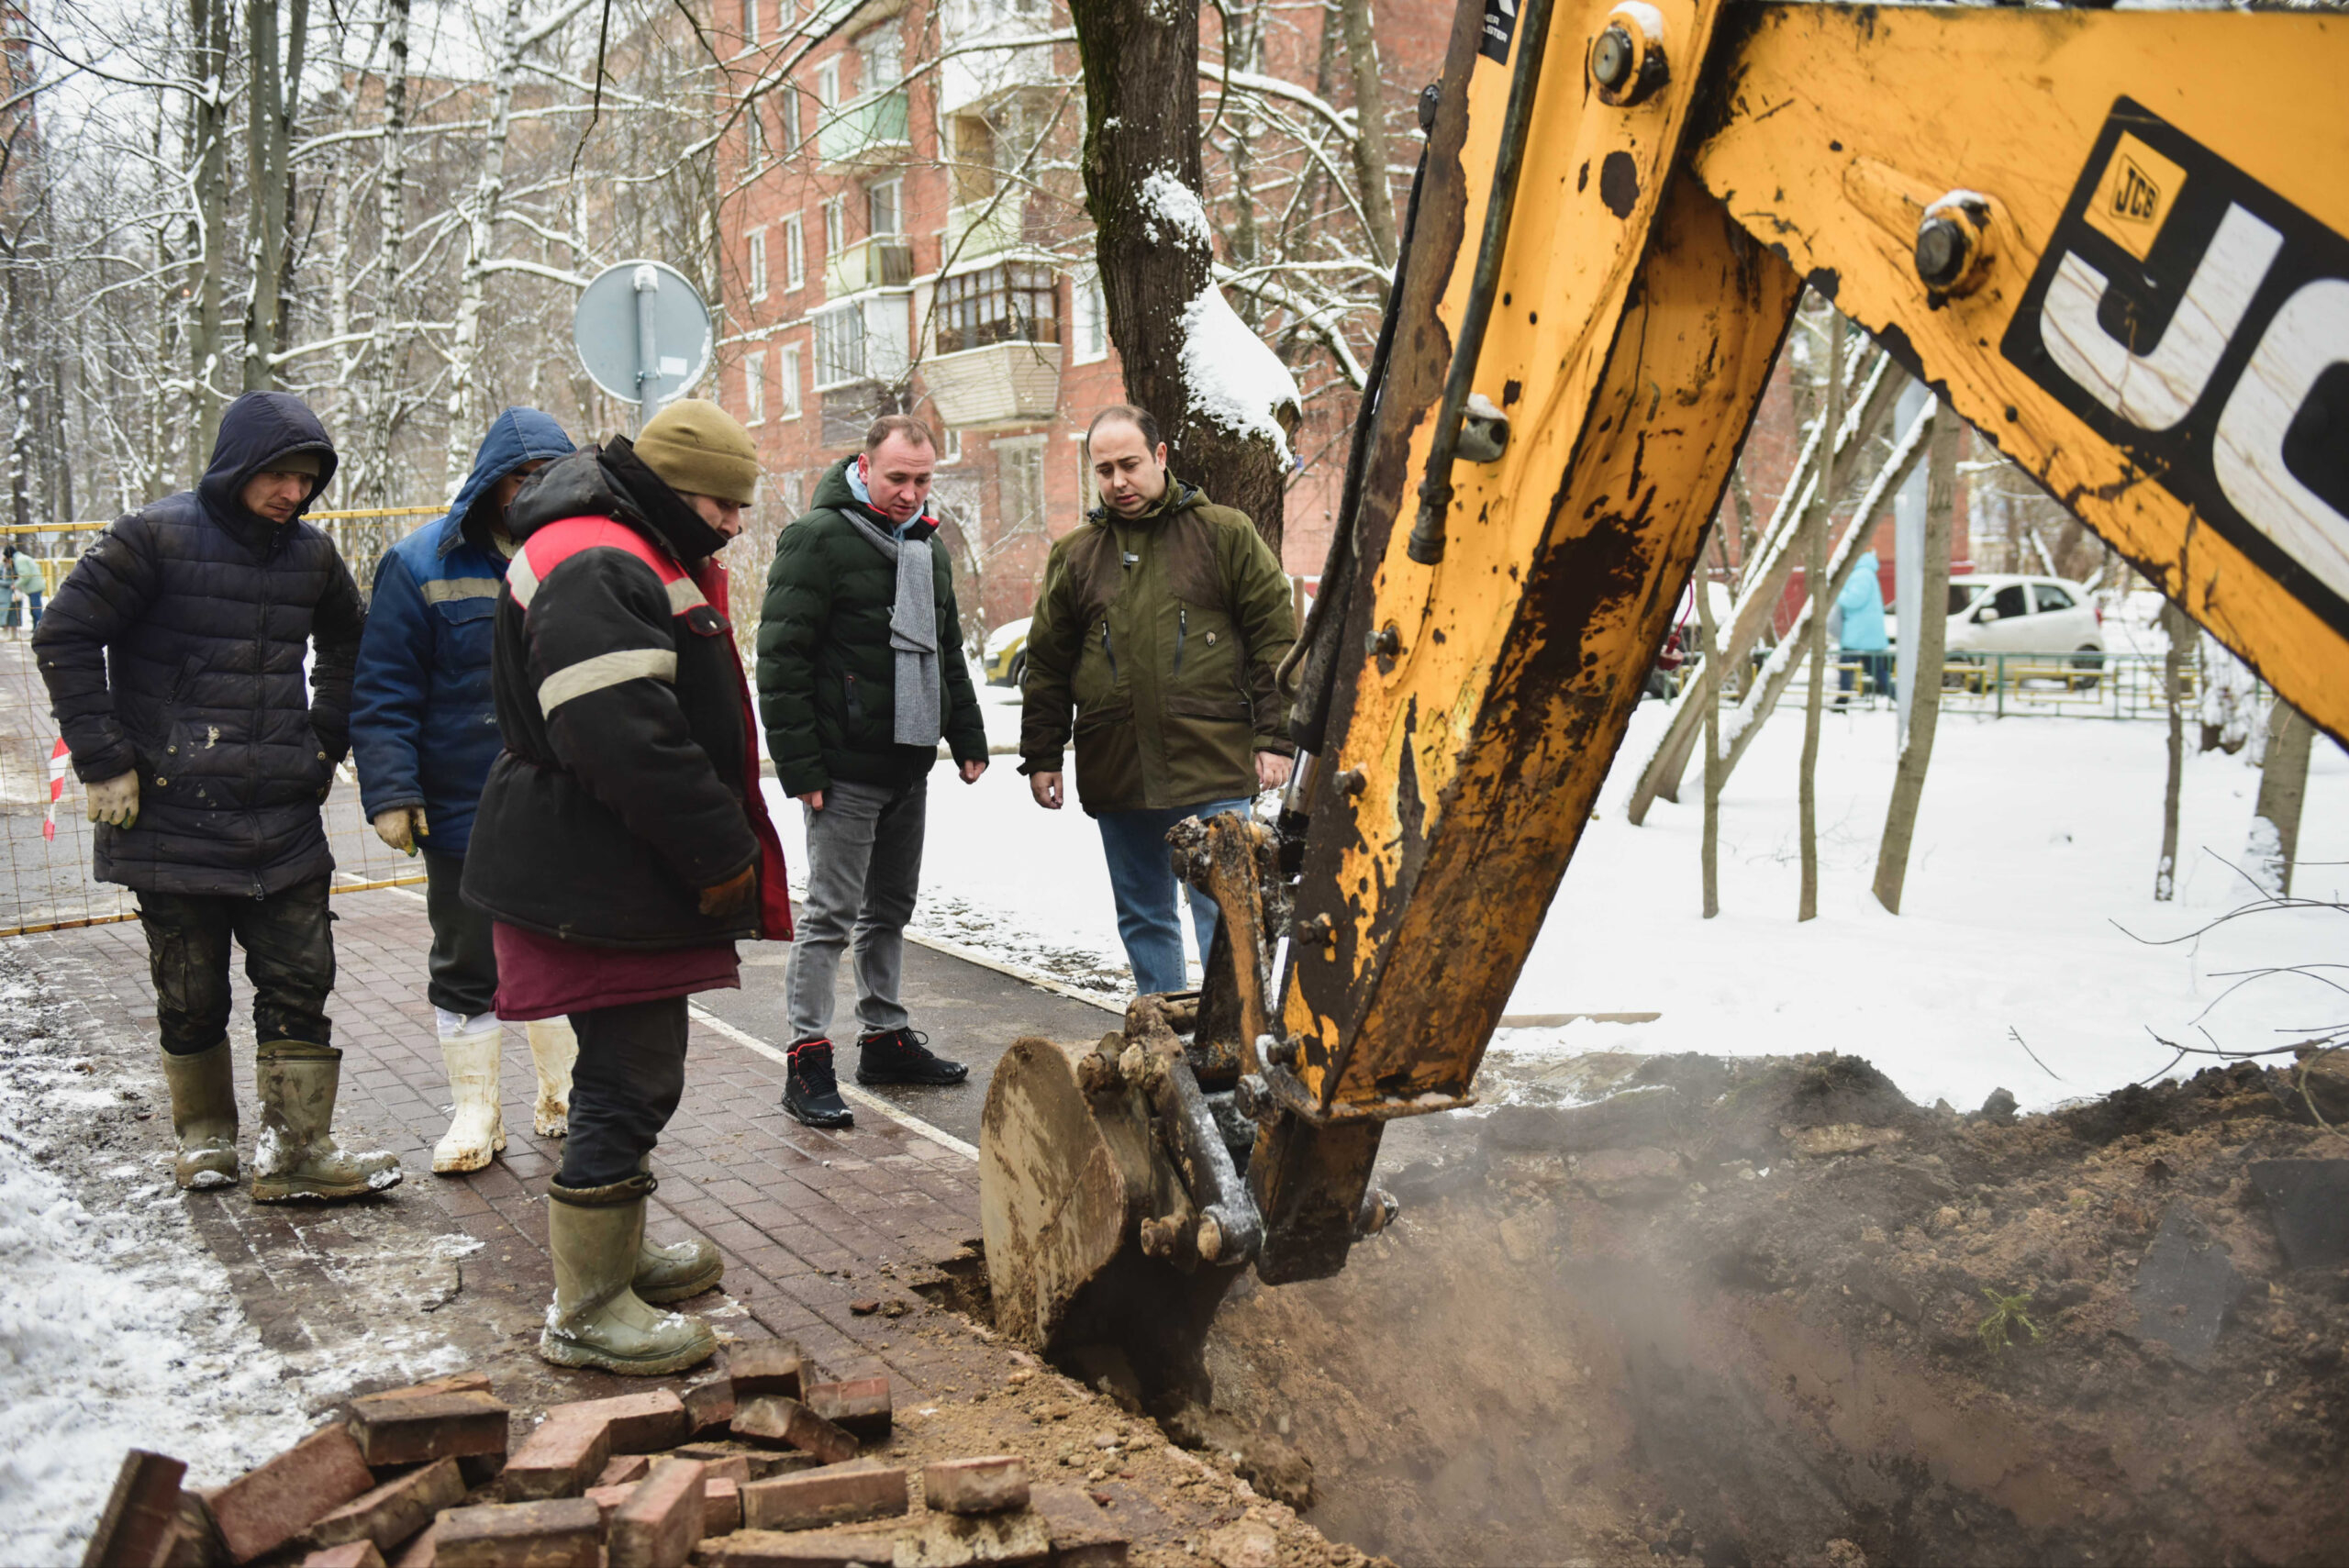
left=1753, top=650, right=2243, bottom=722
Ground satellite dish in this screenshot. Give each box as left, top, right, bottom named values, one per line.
left=573, top=260, right=713, bottom=422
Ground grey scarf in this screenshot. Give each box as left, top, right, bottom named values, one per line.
left=841, top=509, right=941, bottom=748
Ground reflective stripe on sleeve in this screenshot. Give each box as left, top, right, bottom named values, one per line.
left=667, top=577, right=707, bottom=614
left=420, top=576, right=503, bottom=604
left=507, top=550, right=542, bottom=608
left=537, top=648, right=678, bottom=715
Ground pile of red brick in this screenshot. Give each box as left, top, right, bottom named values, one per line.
left=81, top=1345, right=1128, bottom=1568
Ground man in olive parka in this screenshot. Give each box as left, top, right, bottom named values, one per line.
left=1019, top=405, right=1297, bottom=996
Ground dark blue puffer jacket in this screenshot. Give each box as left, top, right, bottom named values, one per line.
left=350, top=408, right=575, bottom=856
left=32, top=392, right=366, bottom=895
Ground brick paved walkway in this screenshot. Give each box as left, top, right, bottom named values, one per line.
left=25, top=879, right=1113, bottom=1413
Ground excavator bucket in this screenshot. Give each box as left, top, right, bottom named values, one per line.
left=979, top=1023, right=1249, bottom=1400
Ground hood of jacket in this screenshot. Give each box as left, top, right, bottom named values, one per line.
left=507, top=436, right=730, bottom=563
left=812, top=454, right=940, bottom=543
left=1840, top=552, right=1883, bottom=608
left=1085, top=474, right=1205, bottom=529
left=440, top=407, right=576, bottom=558
left=195, top=392, right=339, bottom=553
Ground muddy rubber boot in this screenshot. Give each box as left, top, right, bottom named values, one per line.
left=160, top=1039, right=239, bottom=1190
left=431, top=1011, right=505, bottom=1174
left=540, top=1173, right=718, bottom=1375
left=630, top=1156, right=722, bottom=1305
left=782, top=1039, right=853, bottom=1129
left=251, top=1040, right=405, bottom=1203
left=856, top=1026, right=969, bottom=1086
left=527, top=1018, right=576, bottom=1138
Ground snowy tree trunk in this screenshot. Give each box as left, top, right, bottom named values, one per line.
left=443, top=0, right=527, bottom=489
left=240, top=0, right=306, bottom=392
left=1798, top=306, right=1842, bottom=924
left=187, top=0, right=233, bottom=473
left=1337, top=0, right=1397, bottom=275
left=1069, top=0, right=1293, bottom=554
left=2249, top=699, right=2311, bottom=898
left=357, top=0, right=413, bottom=512
left=2154, top=599, right=2191, bottom=902
left=1698, top=531, right=1721, bottom=920
left=1872, top=406, right=1958, bottom=915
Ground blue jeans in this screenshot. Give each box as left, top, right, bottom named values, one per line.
left=1097, top=797, right=1252, bottom=995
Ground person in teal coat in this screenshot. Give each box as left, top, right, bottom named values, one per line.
left=1836, top=550, right=1891, bottom=698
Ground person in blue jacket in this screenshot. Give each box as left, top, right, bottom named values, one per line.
left=351, top=408, right=579, bottom=1173
left=1835, top=550, right=1892, bottom=700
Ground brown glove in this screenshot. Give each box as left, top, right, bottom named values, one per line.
left=698, top=864, right=757, bottom=920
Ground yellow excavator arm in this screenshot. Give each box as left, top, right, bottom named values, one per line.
left=979, top=0, right=2349, bottom=1373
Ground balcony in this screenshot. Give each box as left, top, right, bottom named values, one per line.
left=826, top=235, right=915, bottom=296
left=922, top=339, right=1061, bottom=428
left=817, top=92, right=909, bottom=172
left=941, top=202, right=1024, bottom=265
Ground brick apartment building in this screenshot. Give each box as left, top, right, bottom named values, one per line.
left=707, top=0, right=1454, bottom=642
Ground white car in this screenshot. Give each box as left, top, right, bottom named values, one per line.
left=1943, top=574, right=2106, bottom=663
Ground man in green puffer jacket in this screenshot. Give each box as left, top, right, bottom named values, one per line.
left=1019, top=405, right=1297, bottom=996
left=756, top=415, right=990, bottom=1127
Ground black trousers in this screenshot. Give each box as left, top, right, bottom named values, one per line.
left=423, top=850, right=497, bottom=1017
left=558, top=995, right=690, bottom=1188
left=137, top=878, right=334, bottom=1055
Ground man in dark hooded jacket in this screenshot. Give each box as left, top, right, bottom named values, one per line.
left=464, top=399, right=792, bottom=1376
left=351, top=407, right=582, bottom=1178
left=34, top=391, right=399, bottom=1204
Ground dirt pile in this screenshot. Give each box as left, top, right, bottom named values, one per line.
left=1191, top=1052, right=2349, bottom=1567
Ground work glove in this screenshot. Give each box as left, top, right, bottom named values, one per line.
left=85, top=771, right=139, bottom=829
left=698, top=864, right=757, bottom=920
left=372, top=806, right=429, bottom=855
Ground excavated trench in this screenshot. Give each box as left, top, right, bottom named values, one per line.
left=966, top=1050, right=2349, bottom=1567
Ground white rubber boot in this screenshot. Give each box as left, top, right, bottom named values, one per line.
left=527, top=1018, right=576, bottom=1138
left=432, top=1009, right=506, bottom=1174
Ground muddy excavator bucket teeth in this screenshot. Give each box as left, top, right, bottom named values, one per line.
left=979, top=1031, right=1246, bottom=1398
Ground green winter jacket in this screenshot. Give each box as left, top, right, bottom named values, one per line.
left=1019, top=478, right=1297, bottom=815
left=756, top=458, right=987, bottom=797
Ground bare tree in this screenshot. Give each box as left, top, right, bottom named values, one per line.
left=1698, top=527, right=1722, bottom=920
left=2155, top=598, right=2193, bottom=902
left=1873, top=407, right=1958, bottom=915
left=2250, top=700, right=2315, bottom=897
left=1797, top=302, right=1843, bottom=924
left=1069, top=0, right=1299, bottom=551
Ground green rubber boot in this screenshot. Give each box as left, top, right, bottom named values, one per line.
left=633, top=1157, right=722, bottom=1305
left=251, top=1040, right=405, bottom=1203
left=160, top=1039, right=239, bottom=1190
left=542, top=1173, right=718, bottom=1375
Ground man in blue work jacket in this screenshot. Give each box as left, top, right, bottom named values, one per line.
left=351, top=407, right=580, bottom=1173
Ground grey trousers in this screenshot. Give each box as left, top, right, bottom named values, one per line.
left=783, top=775, right=926, bottom=1045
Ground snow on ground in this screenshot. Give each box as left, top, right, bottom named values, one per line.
left=0, top=956, right=312, bottom=1563
left=780, top=680, right=2347, bottom=1118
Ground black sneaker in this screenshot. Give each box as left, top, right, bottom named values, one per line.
left=855, top=1027, right=970, bottom=1086
left=783, top=1039, right=854, bottom=1128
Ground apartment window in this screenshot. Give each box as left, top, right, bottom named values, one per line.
left=867, top=177, right=901, bottom=239
left=779, top=345, right=803, bottom=417
left=949, top=114, right=996, bottom=206
left=996, top=436, right=1047, bottom=540
left=782, top=214, right=805, bottom=289
left=939, top=427, right=963, bottom=464
left=781, top=470, right=807, bottom=516
left=935, top=262, right=1059, bottom=356
left=743, top=350, right=766, bottom=424
left=740, top=0, right=759, bottom=44
left=746, top=228, right=768, bottom=301
left=816, top=60, right=840, bottom=107
left=1071, top=267, right=1108, bottom=363
left=822, top=195, right=845, bottom=258
left=746, top=103, right=769, bottom=166
left=814, top=304, right=866, bottom=387
left=859, top=27, right=902, bottom=95
left=783, top=84, right=802, bottom=151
